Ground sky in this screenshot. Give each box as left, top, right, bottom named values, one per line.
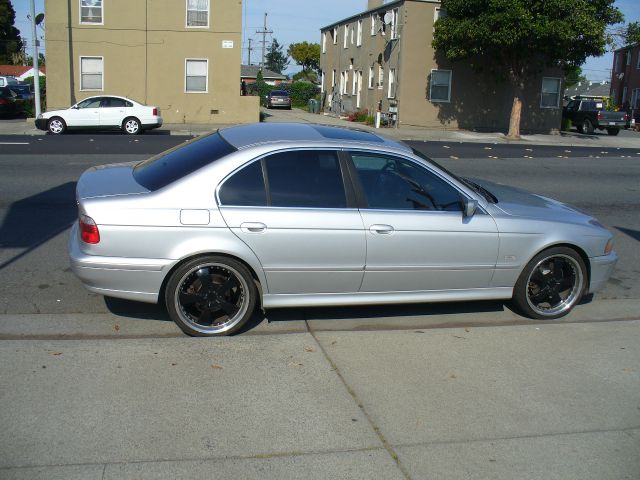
left=11, top=0, right=640, bottom=80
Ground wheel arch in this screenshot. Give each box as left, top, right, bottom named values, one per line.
left=519, top=242, right=591, bottom=287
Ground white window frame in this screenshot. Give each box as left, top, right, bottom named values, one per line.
left=626, top=50, right=632, bottom=66
left=79, top=0, right=103, bottom=25
left=387, top=68, right=396, bottom=99
left=429, top=69, right=452, bottom=103
left=333, top=27, right=338, bottom=45
left=390, top=8, right=399, bottom=40
left=540, top=76, right=561, bottom=108
left=321, top=71, right=325, bottom=94
left=186, top=0, right=210, bottom=28
left=614, top=53, right=621, bottom=72
left=357, top=19, right=363, bottom=46
left=343, top=25, right=348, bottom=49
left=332, top=69, right=336, bottom=88
left=368, top=66, right=374, bottom=89
left=322, top=32, right=327, bottom=53
left=79, top=56, right=104, bottom=91
left=185, top=58, right=209, bottom=93
left=350, top=24, right=354, bottom=44
left=378, top=64, right=384, bottom=89
left=370, top=13, right=376, bottom=36
left=352, top=70, right=357, bottom=95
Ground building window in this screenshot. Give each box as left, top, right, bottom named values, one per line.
left=540, top=77, right=561, bottom=108
left=631, top=89, right=640, bottom=109
left=333, top=27, right=338, bottom=45
left=368, top=66, right=374, bottom=89
left=378, top=64, right=384, bottom=89
left=343, top=25, right=348, bottom=48
left=390, top=8, right=399, bottom=39
left=626, top=50, right=632, bottom=66
left=322, top=32, right=327, bottom=53
left=352, top=70, right=357, bottom=95
left=185, top=59, right=208, bottom=92
left=332, top=69, right=336, bottom=87
left=388, top=68, right=396, bottom=98
left=622, top=86, right=627, bottom=106
left=321, top=71, right=325, bottom=94
left=357, top=19, right=363, bottom=46
left=637, top=51, right=640, bottom=69
left=370, top=13, right=376, bottom=36
left=614, top=53, right=620, bottom=72
left=80, top=56, right=103, bottom=90
left=430, top=69, right=451, bottom=102
left=434, top=7, right=445, bottom=31
left=80, top=0, right=103, bottom=24
left=350, top=24, right=354, bottom=44
left=186, top=0, right=209, bottom=27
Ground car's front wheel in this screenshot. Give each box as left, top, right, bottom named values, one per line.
left=512, top=247, right=587, bottom=320
left=582, top=118, right=594, bottom=135
left=47, top=117, right=66, bottom=134
left=122, top=117, right=142, bottom=135
left=165, top=255, right=257, bottom=336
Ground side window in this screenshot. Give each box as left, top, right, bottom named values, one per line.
left=77, top=98, right=102, bottom=108
left=265, top=150, right=346, bottom=208
left=218, top=161, right=267, bottom=207
left=351, top=153, right=462, bottom=211
left=104, top=97, right=126, bottom=107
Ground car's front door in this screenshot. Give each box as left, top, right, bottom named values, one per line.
left=65, top=97, right=102, bottom=127
left=348, top=151, right=499, bottom=293
left=99, top=97, right=130, bottom=127
left=218, top=149, right=366, bottom=294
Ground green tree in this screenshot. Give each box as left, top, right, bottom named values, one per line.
left=287, top=41, right=320, bottom=73
left=265, top=38, right=289, bottom=74
left=564, top=65, right=588, bottom=89
left=0, top=0, right=24, bottom=64
left=433, top=0, right=623, bottom=138
left=623, top=21, right=640, bottom=46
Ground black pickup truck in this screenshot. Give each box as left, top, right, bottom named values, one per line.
left=562, top=97, right=629, bottom=136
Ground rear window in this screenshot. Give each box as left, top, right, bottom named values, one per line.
left=270, top=90, right=288, bottom=96
left=133, top=132, right=236, bottom=191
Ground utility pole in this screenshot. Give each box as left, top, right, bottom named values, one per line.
left=247, top=38, right=253, bottom=65
left=30, top=0, right=41, bottom=118
left=256, top=13, right=272, bottom=68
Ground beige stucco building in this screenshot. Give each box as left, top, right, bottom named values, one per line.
left=45, top=0, right=258, bottom=124
left=320, top=0, right=563, bottom=133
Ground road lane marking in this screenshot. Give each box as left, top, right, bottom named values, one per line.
left=0, top=142, right=30, bottom=145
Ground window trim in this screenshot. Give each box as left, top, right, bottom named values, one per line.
left=540, top=76, right=561, bottom=109
left=322, top=32, right=327, bottom=53
left=370, top=13, right=376, bottom=36
left=387, top=68, right=396, bottom=99
left=378, top=64, right=384, bottom=90
left=429, top=69, right=451, bottom=103
left=79, top=55, right=104, bottom=91
left=368, top=66, right=374, bottom=89
left=390, top=8, right=399, bottom=40
left=79, top=0, right=104, bottom=25
left=185, top=0, right=210, bottom=29
left=184, top=58, right=209, bottom=94
left=333, top=27, right=338, bottom=45
left=343, top=25, right=348, bottom=49
left=357, top=19, right=363, bottom=46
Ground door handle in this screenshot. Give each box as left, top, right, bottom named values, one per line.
left=370, top=224, right=394, bottom=234
left=240, top=222, right=267, bottom=233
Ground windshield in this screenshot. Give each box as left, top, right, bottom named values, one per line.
left=411, top=147, right=497, bottom=203
left=133, top=131, right=237, bottom=191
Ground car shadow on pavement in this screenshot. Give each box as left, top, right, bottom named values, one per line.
left=104, top=296, right=172, bottom=322
left=615, top=226, right=640, bottom=242
left=0, top=182, right=77, bottom=271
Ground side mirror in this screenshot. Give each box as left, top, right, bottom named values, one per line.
left=463, top=199, right=478, bottom=218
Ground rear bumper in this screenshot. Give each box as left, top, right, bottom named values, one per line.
left=588, top=251, right=618, bottom=293
left=68, top=222, right=172, bottom=303
left=597, top=121, right=625, bottom=128
left=142, top=116, right=163, bottom=130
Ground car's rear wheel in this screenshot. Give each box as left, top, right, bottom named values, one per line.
left=165, top=255, right=257, bottom=336
left=607, top=128, right=620, bottom=136
left=48, top=117, right=66, bottom=134
left=512, top=247, right=587, bottom=320
left=123, top=117, right=141, bottom=135
left=582, top=118, right=594, bottom=135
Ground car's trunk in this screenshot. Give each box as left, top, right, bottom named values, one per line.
left=77, top=162, right=148, bottom=200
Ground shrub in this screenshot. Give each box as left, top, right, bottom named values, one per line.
left=561, top=117, right=572, bottom=131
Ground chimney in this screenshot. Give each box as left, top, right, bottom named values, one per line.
left=368, top=0, right=384, bottom=10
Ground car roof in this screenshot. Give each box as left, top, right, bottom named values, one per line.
left=80, top=95, right=137, bottom=103
left=218, top=122, right=410, bottom=152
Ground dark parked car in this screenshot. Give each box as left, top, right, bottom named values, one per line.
left=9, top=84, right=34, bottom=101
left=563, top=97, right=628, bottom=136
left=0, top=87, right=19, bottom=117
left=266, top=90, right=291, bottom=109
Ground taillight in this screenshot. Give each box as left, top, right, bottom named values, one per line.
left=0, top=98, right=8, bottom=105
left=152, top=107, right=158, bottom=116
left=79, top=214, right=100, bottom=244
left=624, top=114, right=629, bottom=121
left=597, top=112, right=604, bottom=120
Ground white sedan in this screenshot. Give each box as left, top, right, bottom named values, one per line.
left=36, top=95, right=162, bottom=135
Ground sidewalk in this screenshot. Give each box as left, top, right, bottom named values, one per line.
left=2, top=111, right=640, bottom=149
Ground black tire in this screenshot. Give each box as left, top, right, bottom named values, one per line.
left=512, top=246, right=587, bottom=320
left=582, top=118, right=594, bottom=135
left=606, top=128, right=620, bottom=136
left=47, top=117, right=66, bottom=135
left=122, top=117, right=141, bottom=135
left=165, top=255, right=257, bottom=336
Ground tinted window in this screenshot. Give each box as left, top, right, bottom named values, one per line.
left=352, top=153, right=462, bottom=211
left=270, top=90, right=288, bottom=96
left=103, top=97, right=127, bottom=107
left=219, top=161, right=267, bottom=206
left=265, top=150, right=346, bottom=208
left=77, top=98, right=102, bottom=109
left=133, top=132, right=237, bottom=191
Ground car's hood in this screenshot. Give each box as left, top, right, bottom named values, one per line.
left=469, top=178, right=593, bottom=223
left=77, top=161, right=148, bottom=200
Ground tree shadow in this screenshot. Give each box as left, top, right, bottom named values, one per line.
left=0, top=182, right=77, bottom=271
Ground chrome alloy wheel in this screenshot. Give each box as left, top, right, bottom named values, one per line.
left=525, top=254, right=584, bottom=317
left=173, top=263, right=250, bottom=335
left=124, top=118, right=140, bottom=134
left=48, top=118, right=64, bottom=134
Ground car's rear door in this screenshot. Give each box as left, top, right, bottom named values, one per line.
left=218, top=149, right=366, bottom=294
left=99, top=97, right=129, bottom=127
left=347, top=151, right=499, bottom=293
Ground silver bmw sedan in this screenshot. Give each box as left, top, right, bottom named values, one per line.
left=69, top=123, right=617, bottom=336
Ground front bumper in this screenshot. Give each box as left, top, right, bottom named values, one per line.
left=68, top=223, right=172, bottom=303
left=35, top=118, right=48, bottom=130
left=588, top=251, right=618, bottom=293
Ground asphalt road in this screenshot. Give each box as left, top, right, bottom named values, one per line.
left=0, top=135, right=638, bottom=322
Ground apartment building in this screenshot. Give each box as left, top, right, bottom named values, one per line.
left=45, top=0, right=258, bottom=124
left=610, top=44, right=640, bottom=112
left=320, top=0, right=563, bottom=132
